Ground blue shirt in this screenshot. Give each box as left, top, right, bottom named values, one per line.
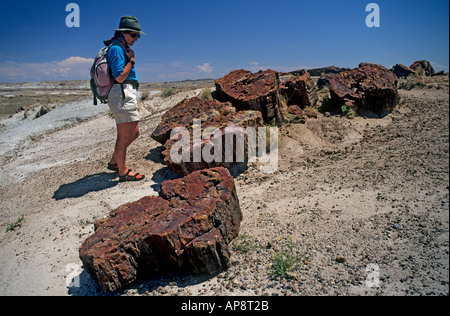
left=107, top=43, right=138, bottom=82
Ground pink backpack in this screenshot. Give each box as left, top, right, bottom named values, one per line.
left=89, top=41, right=124, bottom=105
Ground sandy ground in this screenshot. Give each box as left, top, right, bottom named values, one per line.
left=0, top=81, right=448, bottom=296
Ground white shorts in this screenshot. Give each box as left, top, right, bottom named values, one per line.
left=108, top=84, right=140, bottom=124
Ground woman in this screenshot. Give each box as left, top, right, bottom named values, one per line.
left=106, top=16, right=146, bottom=182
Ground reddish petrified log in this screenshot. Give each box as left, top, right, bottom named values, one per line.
left=279, top=74, right=310, bottom=108
left=151, top=98, right=235, bottom=145
left=151, top=97, right=263, bottom=176
left=79, top=167, right=242, bottom=292
left=409, top=60, right=435, bottom=77
left=162, top=109, right=263, bottom=176
left=214, top=69, right=280, bottom=122
left=286, top=105, right=304, bottom=121
left=318, top=64, right=400, bottom=115
left=391, top=64, right=416, bottom=78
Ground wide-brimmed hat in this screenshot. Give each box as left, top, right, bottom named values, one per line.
left=115, top=16, right=146, bottom=35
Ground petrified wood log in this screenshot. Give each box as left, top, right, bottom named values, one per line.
left=162, top=109, right=263, bottom=176
left=318, top=64, right=400, bottom=115
left=79, top=167, right=242, bottom=292
left=151, top=97, right=263, bottom=176
left=151, top=98, right=235, bottom=145
left=409, top=60, right=435, bottom=77
left=391, top=64, right=416, bottom=78
left=214, top=69, right=280, bottom=122
left=279, top=74, right=311, bottom=108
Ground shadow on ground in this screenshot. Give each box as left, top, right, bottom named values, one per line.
left=68, top=266, right=218, bottom=296
left=52, top=172, right=118, bottom=200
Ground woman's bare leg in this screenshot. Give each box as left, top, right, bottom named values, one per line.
left=110, top=121, right=143, bottom=178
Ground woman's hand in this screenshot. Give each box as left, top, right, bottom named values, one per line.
left=126, top=48, right=135, bottom=60
left=115, top=49, right=135, bottom=83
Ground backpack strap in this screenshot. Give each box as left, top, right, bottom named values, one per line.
left=109, top=40, right=130, bottom=64
left=120, top=83, right=126, bottom=100
left=108, top=40, right=130, bottom=101
left=90, top=79, right=98, bottom=105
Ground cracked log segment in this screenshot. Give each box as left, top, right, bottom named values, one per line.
left=151, top=98, right=234, bottom=146
left=79, top=167, right=242, bottom=292
left=409, top=60, right=435, bottom=77
left=318, top=63, right=400, bottom=115
left=214, top=69, right=315, bottom=125
left=214, top=69, right=284, bottom=123
left=151, top=97, right=263, bottom=176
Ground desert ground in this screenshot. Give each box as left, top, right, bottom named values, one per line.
left=0, top=76, right=448, bottom=296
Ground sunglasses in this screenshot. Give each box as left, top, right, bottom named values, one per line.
left=127, top=32, right=141, bottom=39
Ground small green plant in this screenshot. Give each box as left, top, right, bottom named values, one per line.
left=397, top=75, right=426, bottom=90
left=161, top=88, right=176, bottom=98
left=6, top=215, right=25, bottom=232
left=199, top=88, right=213, bottom=100
left=140, top=91, right=150, bottom=101
left=341, top=105, right=349, bottom=115
left=271, top=236, right=305, bottom=279
left=232, top=233, right=258, bottom=253
left=347, top=108, right=357, bottom=119
left=341, top=105, right=357, bottom=119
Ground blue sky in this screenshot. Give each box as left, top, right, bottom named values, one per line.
left=0, top=0, right=448, bottom=83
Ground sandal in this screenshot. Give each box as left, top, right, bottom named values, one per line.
left=119, top=169, right=145, bottom=182
left=107, top=163, right=119, bottom=172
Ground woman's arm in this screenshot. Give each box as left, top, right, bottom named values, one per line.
left=114, top=58, right=135, bottom=83
left=108, top=46, right=135, bottom=83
